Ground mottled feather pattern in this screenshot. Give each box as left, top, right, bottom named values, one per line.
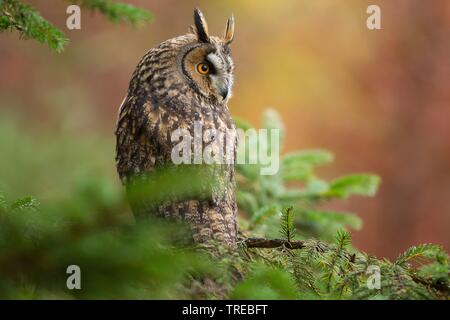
left=115, top=12, right=237, bottom=246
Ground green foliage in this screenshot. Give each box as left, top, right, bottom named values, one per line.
left=0, top=0, right=152, bottom=52
left=327, top=174, right=380, bottom=199
left=71, top=0, right=152, bottom=25
left=0, top=111, right=448, bottom=299
left=395, top=244, right=445, bottom=267
left=0, top=192, right=7, bottom=211
left=0, top=189, right=217, bottom=299
left=0, top=0, right=68, bottom=52
left=235, top=110, right=381, bottom=241
left=9, top=195, right=40, bottom=212
left=233, top=111, right=448, bottom=300
left=282, top=150, right=333, bottom=182
left=242, top=227, right=449, bottom=300
left=127, top=164, right=224, bottom=207
left=230, top=264, right=298, bottom=299
left=321, top=230, right=352, bottom=292
left=280, top=206, right=296, bottom=243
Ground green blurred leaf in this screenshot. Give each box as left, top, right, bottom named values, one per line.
left=262, top=109, right=284, bottom=148
left=250, top=205, right=281, bottom=228
left=9, top=196, right=40, bottom=212
left=306, top=179, right=330, bottom=194
left=236, top=190, right=260, bottom=216
left=73, top=0, right=153, bottom=26
left=326, top=174, right=380, bottom=198
left=231, top=264, right=298, bottom=299
left=0, top=0, right=68, bottom=52
left=233, top=116, right=253, bottom=131
left=300, top=210, right=362, bottom=231
left=0, top=192, right=7, bottom=212
left=282, top=150, right=334, bottom=181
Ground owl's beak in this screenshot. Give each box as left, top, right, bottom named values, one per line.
left=220, top=86, right=229, bottom=100
left=211, top=74, right=232, bottom=101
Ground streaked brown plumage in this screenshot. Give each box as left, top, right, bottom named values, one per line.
left=115, top=9, right=237, bottom=246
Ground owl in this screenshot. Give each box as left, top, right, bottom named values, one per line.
left=115, top=9, right=237, bottom=247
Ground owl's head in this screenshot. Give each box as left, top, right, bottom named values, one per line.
left=180, top=9, right=235, bottom=102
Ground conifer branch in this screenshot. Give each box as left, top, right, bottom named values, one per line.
left=280, top=206, right=296, bottom=243
left=69, top=0, right=153, bottom=25
left=0, top=0, right=152, bottom=52
left=0, top=0, right=68, bottom=52
left=243, top=237, right=305, bottom=249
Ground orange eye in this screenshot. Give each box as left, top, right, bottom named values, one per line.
left=197, top=63, right=210, bottom=75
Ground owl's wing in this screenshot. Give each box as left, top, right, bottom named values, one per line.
left=115, top=95, right=159, bottom=185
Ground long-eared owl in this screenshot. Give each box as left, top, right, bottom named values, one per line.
left=115, top=9, right=238, bottom=247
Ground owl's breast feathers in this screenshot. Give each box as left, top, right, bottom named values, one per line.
left=115, top=64, right=238, bottom=246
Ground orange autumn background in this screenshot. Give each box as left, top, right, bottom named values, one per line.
left=0, top=0, right=449, bottom=259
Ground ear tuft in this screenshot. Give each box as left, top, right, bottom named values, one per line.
left=224, top=14, right=235, bottom=44
left=194, top=8, right=210, bottom=43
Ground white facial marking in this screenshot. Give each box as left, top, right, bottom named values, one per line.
left=207, top=53, right=224, bottom=72
left=206, top=51, right=233, bottom=100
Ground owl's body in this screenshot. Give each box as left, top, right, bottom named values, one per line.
left=115, top=10, right=237, bottom=246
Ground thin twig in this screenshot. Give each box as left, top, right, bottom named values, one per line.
left=242, top=237, right=305, bottom=249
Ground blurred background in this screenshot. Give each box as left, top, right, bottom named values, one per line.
left=0, top=0, right=449, bottom=259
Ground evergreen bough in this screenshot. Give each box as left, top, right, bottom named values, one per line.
left=0, top=111, right=448, bottom=299
left=0, top=0, right=152, bottom=52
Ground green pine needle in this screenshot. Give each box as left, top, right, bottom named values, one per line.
left=395, top=244, right=447, bottom=266
left=0, top=0, right=68, bottom=52
left=280, top=206, right=296, bottom=243
left=0, top=0, right=153, bottom=52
